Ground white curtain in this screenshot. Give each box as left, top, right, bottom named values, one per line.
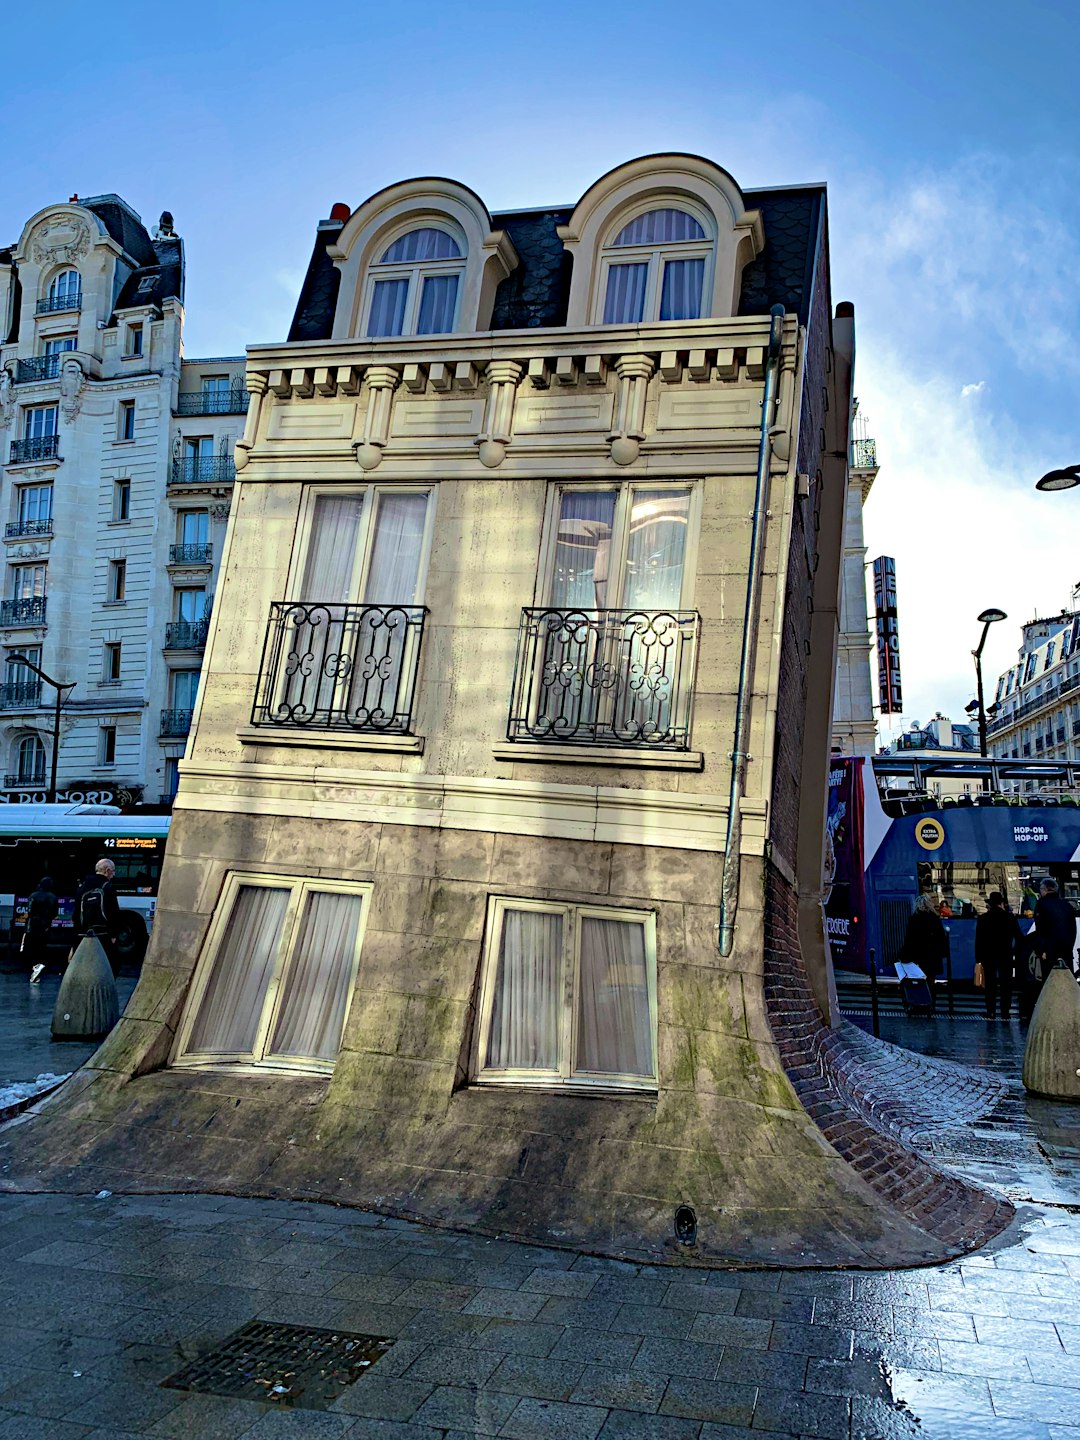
left=659, top=258, right=704, bottom=321
left=551, top=490, right=617, bottom=609
left=367, top=278, right=409, bottom=337
left=417, top=274, right=459, bottom=335
left=575, top=917, right=653, bottom=1077
left=612, top=209, right=704, bottom=246
left=365, top=493, right=427, bottom=603
left=268, top=890, right=362, bottom=1062
left=381, top=228, right=460, bottom=263
left=623, top=489, right=690, bottom=609
left=187, top=886, right=288, bottom=1056
left=486, top=909, right=563, bottom=1071
left=603, top=262, right=647, bottom=325
left=300, top=494, right=363, bottom=603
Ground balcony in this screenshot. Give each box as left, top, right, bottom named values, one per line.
left=988, top=673, right=1080, bottom=734
left=0, top=681, right=42, bottom=709
left=175, top=389, right=249, bottom=416
left=251, top=600, right=428, bottom=734
left=9, top=435, right=60, bottom=465
left=160, top=707, right=193, bottom=737
left=165, top=619, right=208, bottom=650
left=35, top=294, right=81, bottom=315
left=507, top=607, right=701, bottom=749
left=169, top=542, right=213, bottom=566
left=852, top=437, right=877, bottom=469
left=3, top=771, right=45, bottom=789
left=170, top=456, right=235, bottom=486
left=16, top=356, right=60, bottom=384
left=0, top=597, right=47, bottom=627
left=5, top=519, right=52, bottom=539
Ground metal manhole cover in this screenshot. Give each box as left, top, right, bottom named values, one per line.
left=162, top=1320, right=392, bottom=1410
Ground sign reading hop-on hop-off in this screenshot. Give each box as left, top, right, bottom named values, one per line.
left=873, top=556, right=903, bottom=715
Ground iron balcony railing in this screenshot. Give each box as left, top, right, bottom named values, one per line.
left=5, top=519, right=52, bottom=539
left=170, top=455, right=235, bottom=485
left=35, top=294, right=81, bottom=315
left=3, top=772, right=46, bottom=788
left=165, top=619, right=209, bottom=649
left=160, top=707, right=194, bottom=737
left=252, top=600, right=428, bottom=734
left=852, top=437, right=877, bottom=469
left=9, top=435, right=60, bottom=465
left=0, top=681, right=42, bottom=709
left=0, top=597, right=47, bottom=627
left=988, top=673, right=1080, bottom=734
left=169, top=542, right=213, bottom=565
left=507, top=607, right=701, bottom=749
left=16, top=356, right=61, bottom=384
left=175, top=389, right=249, bottom=415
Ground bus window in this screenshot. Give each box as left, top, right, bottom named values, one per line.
left=917, top=861, right=1023, bottom=918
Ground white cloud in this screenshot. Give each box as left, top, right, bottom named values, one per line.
left=960, top=381, right=986, bottom=398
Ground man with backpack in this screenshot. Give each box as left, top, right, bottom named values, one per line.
left=76, top=858, right=122, bottom=971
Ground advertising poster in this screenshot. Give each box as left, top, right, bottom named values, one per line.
left=823, top=756, right=867, bottom=971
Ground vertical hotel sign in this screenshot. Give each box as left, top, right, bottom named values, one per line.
left=873, top=556, right=903, bottom=714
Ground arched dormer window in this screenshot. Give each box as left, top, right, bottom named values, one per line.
left=366, top=226, right=465, bottom=337
left=46, top=269, right=81, bottom=310
left=601, top=207, right=712, bottom=324
left=328, top=179, right=517, bottom=341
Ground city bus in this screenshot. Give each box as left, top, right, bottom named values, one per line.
left=0, top=804, right=171, bottom=965
left=829, top=756, right=1080, bottom=983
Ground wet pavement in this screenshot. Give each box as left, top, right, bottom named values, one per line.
left=0, top=996, right=1076, bottom=1437
left=0, top=968, right=138, bottom=1088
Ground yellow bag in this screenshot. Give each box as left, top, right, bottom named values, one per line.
left=973, top=961, right=985, bottom=989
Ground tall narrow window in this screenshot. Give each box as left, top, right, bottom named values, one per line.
left=182, top=436, right=213, bottom=481
left=16, top=734, right=46, bottom=784
left=171, top=669, right=199, bottom=710
left=108, top=559, right=126, bottom=602
left=47, top=270, right=81, bottom=309
left=163, top=756, right=180, bottom=801
left=126, top=324, right=143, bottom=358
left=366, top=227, right=464, bottom=338
left=17, top=485, right=52, bottom=530
left=175, top=876, right=370, bottom=1072
left=99, top=725, right=117, bottom=765
left=175, top=586, right=206, bottom=622
left=11, top=564, right=46, bottom=601
left=118, top=401, right=136, bottom=441
left=103, top=642, right=122, bottom=683
left=600, top=207, right=711, bottom=325
left=475, top=899, right=657, bottom=1091
left=179, top=509, right=210, bottom=547
left=113, top=479, right=131, bottom=521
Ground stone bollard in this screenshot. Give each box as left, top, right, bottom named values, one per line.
left=51, top=935, right=120, bottom=1040
left=1022, top=965, right=1080, bottom=1101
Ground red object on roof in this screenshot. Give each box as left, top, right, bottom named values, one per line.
left=329, top=203, right=351, bottom=223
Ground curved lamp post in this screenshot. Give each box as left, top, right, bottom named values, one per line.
left=7, top=654, right=75, bottom=802
left=1036, top=465, right=1080, bottom=493
left=973, top=608, right=1007, bottom=759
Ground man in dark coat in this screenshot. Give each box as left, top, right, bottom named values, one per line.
left=975, top=892, right=1022, bottom=1020
left=1020, top=877, right=1078, bottom=1021
left=76, top=858, right=122, bottom=970
left=25, top=876, right=59, bottom=983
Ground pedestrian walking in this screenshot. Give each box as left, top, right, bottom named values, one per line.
left=899, top=894, right=950, bottom=1012
left=975, top=891, right=1022, bottom=1019
left=75, top=859, right=122, bottom=972
left=1020, top=877, right=1080, bottom=1021
left=24, top=876, right=59, bottom=983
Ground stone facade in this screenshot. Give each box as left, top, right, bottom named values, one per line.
left=0, top=196, right=244, bottom=806
left=831, top=431, right=878, bottom=757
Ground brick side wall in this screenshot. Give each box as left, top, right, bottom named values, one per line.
left=764, top=861, right=1013, bottom=1252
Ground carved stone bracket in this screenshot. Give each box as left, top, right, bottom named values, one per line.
left=235, top=373, right=268, bottom=471
left=355, top=365, right=400, bottom=471
left=0, top=367, right=13, bottom=431
left=59, top=358, right=87, bottom=421
left=609, top=354, right=655, bottom=466
left=209, top=502, right=231, bottom=522
left=476, top=361, right=524, bottom=468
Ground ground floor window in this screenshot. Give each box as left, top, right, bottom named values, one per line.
left=474, top=898, right=657, bottom=1091
left=174, top=874, right=370, bottom=1074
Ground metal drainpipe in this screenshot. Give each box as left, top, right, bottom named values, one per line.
left=718, top=303, right=786, bottom=957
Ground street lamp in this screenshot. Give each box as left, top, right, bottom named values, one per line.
left=7, top=654, right=75, bottom=803
left=1036, top=465, right=1080, bottom=493
left=972, top=608, right=1007, bottom=759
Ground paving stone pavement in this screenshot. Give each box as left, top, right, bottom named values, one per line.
left=0, top=1188, right=1078, bottom=1439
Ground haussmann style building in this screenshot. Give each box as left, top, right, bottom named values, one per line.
left=2, top=156, right=1010, bottom=1267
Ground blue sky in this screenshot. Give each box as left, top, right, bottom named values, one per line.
left=4, top=0, right=1079, bottom=733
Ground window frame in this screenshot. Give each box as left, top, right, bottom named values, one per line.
left=125, top=323, right=143, bottom=358
left=472, top=896, right=658, bottom=1093
left=173, top=871, right=373, bottom=1076
left=98, top=724, right=117, bottom=766
left=118, top=400, right=136, bottom=442
left=361, top=223, right=466, bottom=339
left=47, top=269, right=81, bottom=308
left=113, top=479, right=131, bottom=522
left=287, top=483, right=437, bottom=605
left=103, top=641, right=122, bottom=683
left=16, top=733, right=45, bottom=783
left=108, top=558, right=126, bottom=603
left=24, top=405, right=58, bottom=440
left=17, top=484, right=52, bottom=526
left=594, top=202, right=716, bottom=326
left=11, top=563, right=46, bottom=600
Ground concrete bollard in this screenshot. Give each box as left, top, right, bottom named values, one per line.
left=1022, top=965, right=1080, bottom=1101
left=51, top=935, right=120, bottom=1040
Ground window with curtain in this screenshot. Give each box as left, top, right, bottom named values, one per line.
left=175, top=876, right=369, bottom=1072
left=599, top=206, right=712, bottom=325
left=365, top=225, right=464, bottom=338
left=475, top=899, right=657, bottom=1090
left=47, top=269, right=81, bottom=307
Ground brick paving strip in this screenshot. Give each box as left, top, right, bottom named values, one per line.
left=0, top=1189, right=1078, bottom=1439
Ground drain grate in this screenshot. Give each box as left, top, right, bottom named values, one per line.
left=162, top=1320, right=392, bottom=1411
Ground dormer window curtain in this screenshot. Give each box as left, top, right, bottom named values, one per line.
left=366, top=227, right=464, bottom=338
left=601, top=208, right=711, bottom=325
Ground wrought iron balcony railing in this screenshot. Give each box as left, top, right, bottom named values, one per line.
left=3, top=771, right=46, bottom=788
left=5, top=519, right=52, bottom=539
left=170, top=455, right=235, bottom=485
left=507, top=607, right=701, bottom=749
left=175, top=389, right=249, bottom=415
left=165, top=619, right=209, bottom=649
left=9, top=435, right=60, bottom=465
left=988, top=673, right=1080, bottom=734
left=169, top=542, right=213, bottom=565
left=160, top=707, right=194, bottom=737
left=0, top=681, right=42, bottom=709
left=35, top=294, right=81, bottom=315
left=852, top=437, right=878, bottom=469
left=251, top=600, right=428, bottom=734
left=16, top=356, right=61, bottom=384
left=0, top=597, right=47, bottom=627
